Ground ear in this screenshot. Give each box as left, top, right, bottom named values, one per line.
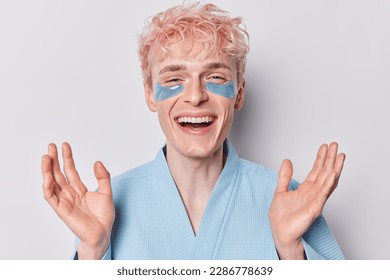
left=234, top=79, right=245, bottom=110
left=144, top=81, right=157, bottom=112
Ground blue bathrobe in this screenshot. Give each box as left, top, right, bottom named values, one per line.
left=83, top=140, right=344, bottom=260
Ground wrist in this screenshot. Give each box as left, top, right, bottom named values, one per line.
left=273, top=237, right=305, bottom=260
left=77, top=236, right=110, bottom=260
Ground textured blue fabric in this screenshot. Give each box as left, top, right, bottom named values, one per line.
left=77, top=140, right=344, bottom=260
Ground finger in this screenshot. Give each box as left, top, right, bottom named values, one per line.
left=305, top=144, right=328, bottom=182
left=41, top=155, right=60, bottom=209
left=316, top=143, right=339, bottom=185
left=318, top=171, right=338, bottom=206
left=323, top=142, right=338, bottom=173
left=275, top=159, right=293, bottom=193
left=327, top=153, right=346, bottom=195
left=47, top=143, right=68, bottom=189
left=41, top=153, right=51, bottom=179
left=334, top=152, right=346, bottom=175
left=94, top=161, right=112, bottom=196
left=62, top=142, right=82, bottom=184
left=317, top=143, right=343, bottom=186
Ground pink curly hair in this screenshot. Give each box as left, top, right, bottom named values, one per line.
left=139, top=2, right=249, bottom=89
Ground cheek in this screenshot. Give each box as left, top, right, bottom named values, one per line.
left=214, top=98, right=237, bottom=125
left=156, top=99, right=176, bottom=126
left=156, top=109, right=172, bottom=136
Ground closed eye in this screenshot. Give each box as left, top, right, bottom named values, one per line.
left=207, top=75, right=227, bottom=83
left=166, top=78, right=181, bottom=83
left=163, top=78, right=184, bottom=87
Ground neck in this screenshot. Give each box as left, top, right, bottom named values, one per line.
left=165, top=143, right=225, bottom=234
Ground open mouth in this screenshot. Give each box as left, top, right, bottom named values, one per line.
left=177, top=116, right=215, bottom=129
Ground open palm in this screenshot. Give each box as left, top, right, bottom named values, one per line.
left=269, top=143, right=345, bottom=259
left=41, top=143, right=115, bottom=258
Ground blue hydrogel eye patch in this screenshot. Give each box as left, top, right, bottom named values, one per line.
left=205, top=80, right=236, bottom=99
left=155, top=83, right=184, bottom=101
left=154, top=80, right=236, bottom=101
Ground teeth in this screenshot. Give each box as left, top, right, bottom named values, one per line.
left=178, top=116, right=214, bottom=123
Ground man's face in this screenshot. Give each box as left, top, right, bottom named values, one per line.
left=145, top=45, right=245, bottom=160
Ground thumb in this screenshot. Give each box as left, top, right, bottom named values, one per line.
left=94, top=161, right=112, bottom=196
left=275, top=159, right=293, bottom=193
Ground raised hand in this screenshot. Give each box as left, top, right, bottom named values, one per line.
left=269, top=142, right=345, bottom=259
left=41, top=142, right=115, bottom=259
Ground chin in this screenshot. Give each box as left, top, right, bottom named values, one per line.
left=177, top=141, right=223, bottom=159
left=183, top=149, right=214, bottom=159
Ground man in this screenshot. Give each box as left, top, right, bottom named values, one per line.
left=41, top=2, right=345, bottom=260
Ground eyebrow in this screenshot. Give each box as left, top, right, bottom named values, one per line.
left=158, top=62, right=232, bottom=75
left=159, top=64, right=187, bottom=74
left=203, top=62, right=231, bottom=71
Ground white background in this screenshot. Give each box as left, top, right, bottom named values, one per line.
left=0, top=0, right=389, bottom=259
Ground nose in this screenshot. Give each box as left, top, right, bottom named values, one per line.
left=183, top=81, right=208, bottom=106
